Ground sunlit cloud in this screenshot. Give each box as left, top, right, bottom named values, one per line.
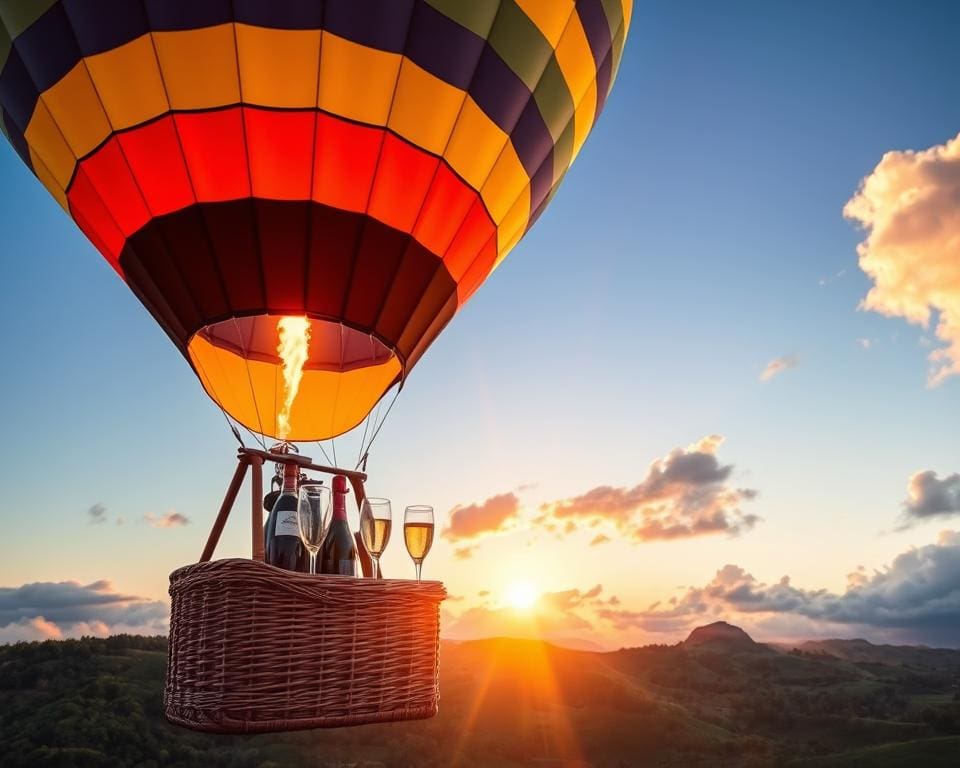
left=539, top=435, right=759, bottom=542
left=599, top=530, right=960, bottom=646
left=144, top=511, right=189, bottom=528
left=897, top=470, right=960, bottom=529
left=443, top=493, right=520, bottom=543
left=87, top=502, right=107, bottom=525
left=844, top=132, right=960, bottom=386
left=589, top=533, right=610, bottom=546
left=0, top=616, right=63, bottom=643
left=846, top=566, right=869, bottom=589
left=0, top=580, right=168, bottom=644
left=760, top=354, right=798, bottom=382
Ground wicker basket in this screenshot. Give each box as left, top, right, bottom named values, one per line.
left=165, top=558, right=446, bottom=733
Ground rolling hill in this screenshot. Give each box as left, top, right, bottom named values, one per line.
left=794, top=639, right=960, bottom=668
left=1, top=625, right=958, bottom=766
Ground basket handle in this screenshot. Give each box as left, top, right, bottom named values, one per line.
left=198, top=448, right=368, bottom=565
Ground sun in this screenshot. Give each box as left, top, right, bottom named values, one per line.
left=505, top=581, right=539, bottom=611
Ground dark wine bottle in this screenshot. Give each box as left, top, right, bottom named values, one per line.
left=264, top=461, right=309, bottom=572
left=320, top=475, right=358, bottom=576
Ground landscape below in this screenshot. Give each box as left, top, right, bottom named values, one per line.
left=1, top=622, right=958, bottom=767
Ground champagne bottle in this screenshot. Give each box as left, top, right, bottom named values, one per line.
left=320, top=475, right=358, bottom=576
left=264, top=461, right=309, bottom=572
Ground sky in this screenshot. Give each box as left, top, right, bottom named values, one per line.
left=1, top=1, right=959, bottom=649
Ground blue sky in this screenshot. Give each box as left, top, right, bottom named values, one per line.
left=1, top=1, right=959, bottom=646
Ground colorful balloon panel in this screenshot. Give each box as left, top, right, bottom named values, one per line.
left=0, top=0, right=631, bottom=441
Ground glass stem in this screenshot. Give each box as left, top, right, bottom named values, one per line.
left=371, top=557, right=379, bottom=580
left=309, top=551, right=317, bottom=575
left=415, top=560, right=422, bottom=582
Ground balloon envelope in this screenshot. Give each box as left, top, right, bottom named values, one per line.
left=0, top=0, right=632, bottom=440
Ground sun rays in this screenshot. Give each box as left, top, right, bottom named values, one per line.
left=448, top=639, right=584, bottom=765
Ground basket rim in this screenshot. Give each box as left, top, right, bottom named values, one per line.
left=169, top=557, right=446, bottom=600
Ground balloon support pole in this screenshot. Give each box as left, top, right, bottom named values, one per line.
left=198, top=447, right=368, bottom=567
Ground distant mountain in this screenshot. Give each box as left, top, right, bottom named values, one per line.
left=795, top=638, right=960, bottom=668
left=546, top=635, right=610, bottom=652
left=683, top=620, right=761, bottom=651
left=446, top=633, right=610, bottom=653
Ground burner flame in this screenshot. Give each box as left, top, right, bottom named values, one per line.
left=276, top=316, right=311, bottom=439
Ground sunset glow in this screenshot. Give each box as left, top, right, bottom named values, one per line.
left=2, top=3, right=960, bottom=765
left=505, top=582, right=539, bottom=611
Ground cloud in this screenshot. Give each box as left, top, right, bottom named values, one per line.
left=443, top=493, right=520, bottom=542
left=819, top=269, right=847, bottom=287
left=87, top=503, right=107, bottom=525
left=590, top=534, right=610, bottom=546
left=601, top=530, right=960, bottom=646
left=856, top=338, right=877, bottom=350
left=760, top=354, right=798, bottom=382
left=540, top=435, right=759, bottom=542
left=454, top=545, right=478, bottom=560
left=900, top=470, right=960, bottom=526
left=0, top=616, right=63, bottom=643
left=144, top=511, right=189, bottom=528
left=844, top=132, right=960, bottom=386
left=0, top=580, right=169, bottom=643
left=846, top=566, right=869, bottom=589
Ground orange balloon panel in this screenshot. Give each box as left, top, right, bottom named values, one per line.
left=189, top=317, right=402, bottom=441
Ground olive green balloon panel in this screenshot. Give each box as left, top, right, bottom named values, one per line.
left=0, top=0, right=632, bottom=440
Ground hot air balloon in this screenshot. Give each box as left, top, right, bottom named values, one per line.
left=0, top=0, right=631, bottom=733
left=0, top=0, right=631, bottom=442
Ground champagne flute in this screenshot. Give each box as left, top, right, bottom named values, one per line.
left=360, top=498, right=392, bottom=580
left=403, top=505, right=434, bottom=581
left=297, top=483, right=331, bottom=575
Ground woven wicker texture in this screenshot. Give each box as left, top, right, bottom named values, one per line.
left=165, top=558, right=446, bottom=733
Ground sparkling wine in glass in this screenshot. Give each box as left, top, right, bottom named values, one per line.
left=403, top=505, right=434, bottom=581
left=297, top=483, right=331, bottom=575
left=360, top=497, right=392, bottom=579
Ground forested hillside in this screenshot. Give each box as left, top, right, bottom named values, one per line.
left=1, top=632, right=958, bottom=767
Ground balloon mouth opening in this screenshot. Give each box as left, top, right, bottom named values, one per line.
left=194, top=315, right=396, bottom=371
left=186, top=315, right=402, bottom=442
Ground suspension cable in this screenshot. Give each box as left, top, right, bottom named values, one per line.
left=315, top=440, right=335, bottom=467
left=356, top=381, right=403, bottom=469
